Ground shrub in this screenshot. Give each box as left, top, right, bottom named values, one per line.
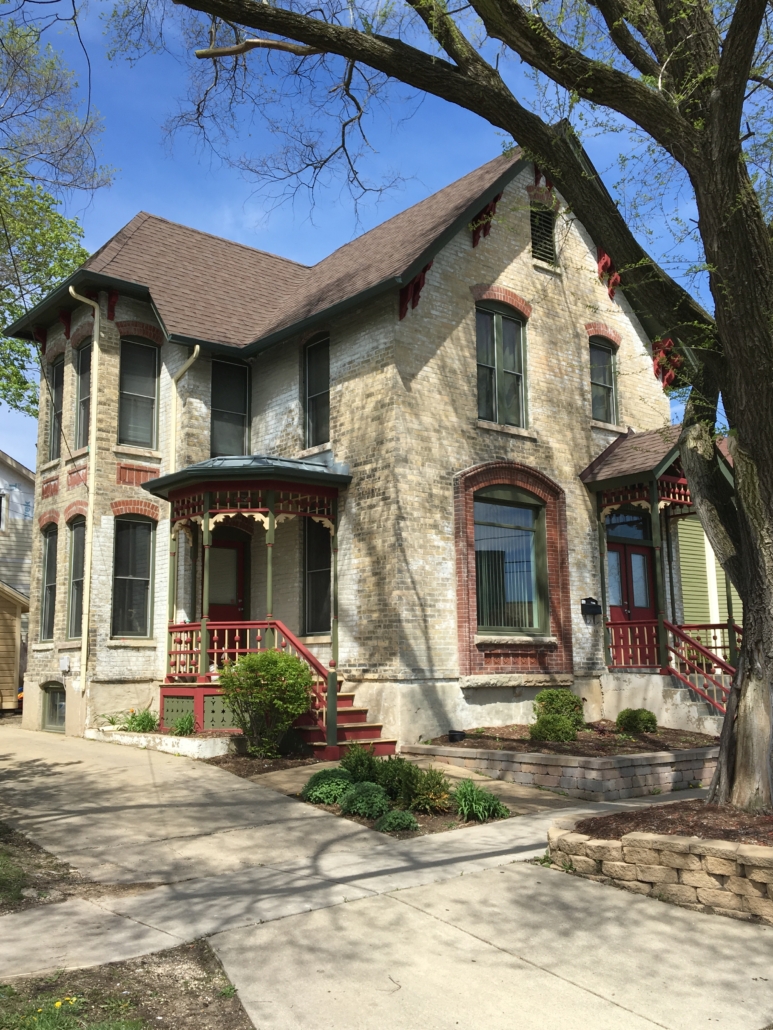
left=339, top=781, right=391, bottom=820
left=453, top=779, right=510, bottom=822
left=171, top=711, right=196, bottom=736
left=301, top=767, right=353, bottom=804
left=122, top=708, right=158, bottom=733
left=374, top=809, right=420, bottom=834
left=374, top=756, right=421, bottom=807
left=616, top=708, right=658, bottom=734
left=528, top=714, right=577, bottom=742
left=218, top=650, right=312, bottom=757
left=339, top=742, right=380, bottom=782
left=411, top=767, right=452, bottom=813
left=533, top=689, right=585, bottom=730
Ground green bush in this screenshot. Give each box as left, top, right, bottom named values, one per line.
left=453, top=779, right=510, bottom=822
left=122, top=708, right=158, bottom=733
left=616, top=708, right=658, bottom=734
left=218, top=650, right=312, bottom=757
left=411, top=767, right=453, bottom=813
left=339, top=781, right=391, bottom=820
left=374, top=809, right=420, bottom=834
left=339, top=742, right=380, bottom=783
left=528, top=714, right=577, bottom=742
left=301, top=767, right=353, bottom=804
left=374, top=756, right=421, bottom=807
left=533, top=689, right=585, bottom=730
left=171, top=711, right=195, bottom=736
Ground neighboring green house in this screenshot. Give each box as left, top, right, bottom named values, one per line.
left=678, top=516, right=742, bottom=626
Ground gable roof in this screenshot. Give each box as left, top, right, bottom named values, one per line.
left=580, top=425, right=681, bottom=485
left=0, top=448, right=34, bottom=481
left=7, top=152, right=526, bottom=351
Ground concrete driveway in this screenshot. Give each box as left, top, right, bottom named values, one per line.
left=1, top=725, right=772, bottom=1030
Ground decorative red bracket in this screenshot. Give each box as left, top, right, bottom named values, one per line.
left=58, top=310, right=71, bottom=339
left=597, top=247, right=621, bottom=299
left=471, top=193, right=503, bottom=248
left=399, top=262, right=433, bottom=319
left=652, top=337, right=684, bottom=387
left=32, top=326, right=47, bottom=353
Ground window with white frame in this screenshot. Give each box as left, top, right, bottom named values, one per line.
left=589, top=337, right=617, bottom=424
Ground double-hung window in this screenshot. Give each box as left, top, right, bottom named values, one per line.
left=474, top=485, right=547, bottom=632
left=49, top=357, right=64, bottom=461
left=112, top=516, right=154, bottom=637
left=41, top=524, right=58, bottom=640
left=68, top=517, right=85, bottom=638
left=211, top=361, right=249, bottom=456
left=530, top=205, right=556, bottom=264
left=76, top=344, right=91, bottom=450
left=476, top=307, right=525, bottom=428
left=305, top=336, right=330, bottom=447
left=304, top=518, right=331, bottom=633
left=119, top=340, right=158, bottom=448
left=589, top=338, right=617, bottom=424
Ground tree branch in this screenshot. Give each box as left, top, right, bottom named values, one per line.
left=195, top=37, right=321, bottom=58
left=587, top=0, right=662, bottom=80
left=715, top=0, right=769, bottom=131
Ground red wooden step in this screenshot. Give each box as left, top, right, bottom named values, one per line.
left=311, top=738, right=398, bottom=760
left=296, top=722, right=386, bottom=744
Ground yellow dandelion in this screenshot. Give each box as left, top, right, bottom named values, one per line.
left=37, top=1008, right=42, bottom=1012
left=55, top=1000, right=62, bottom=1008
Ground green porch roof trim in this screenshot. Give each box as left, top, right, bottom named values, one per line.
left=142, top=454, right=352, bottom=500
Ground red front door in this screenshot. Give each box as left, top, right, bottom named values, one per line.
left=208, top=540, right=245, bottom=621
left=606, top=543, right=656, bottom=622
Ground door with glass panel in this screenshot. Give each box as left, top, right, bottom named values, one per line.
left=606, top=543, right=655, bottom=623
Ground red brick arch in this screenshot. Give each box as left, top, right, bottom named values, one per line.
left=64, top=500, right=88, bottom=522
left=111, top=499, right=160, bottom=520
left=454, top=460, right=573, bottom=677
left=585, top=322, right=622, bottom=348
left=38, top=510, right=60, bottom=529
left=471, top=285, right=533, bottom=320
left=116, top=321, right=165, bottom=346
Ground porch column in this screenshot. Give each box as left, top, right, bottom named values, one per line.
left=326, top=498, right=339, bottom=748
left=265, top=490, right=275, bottom=648
left=650, top=478, right=668, bottom=670
left=725, top=571, right=739, bottom=666
left=664, top=512, right=678, bottom=622
left=596, top=503, right=611, bottom=667
left=200, top=493, right=211, bottom=676
left=166, top=525, right=179, bottom=676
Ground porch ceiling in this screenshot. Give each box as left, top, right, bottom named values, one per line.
left=142, top=454, right=352, bottom=501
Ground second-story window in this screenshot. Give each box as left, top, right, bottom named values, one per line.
left=119, top=340, right=158, bottom=448
left=530, top=205, right=556, bottom=263
left=49, top=357, right=64, bottom=461
left=305, top=335, right=330, bottom=448
left=476, top=306, right=525, bottom=428
left=589, top=338, right=617, bottom=424
left=76, top=344, right=91, bottom=450
left=41, top=523, right=58, bottom=640
left=68, top=517, right=85, bottom=638
left=211, top=360, right=249, bottom=457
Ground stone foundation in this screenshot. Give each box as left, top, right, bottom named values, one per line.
left=548, top=817, right=773, bottom=925
left=400, top=743, right=718, bottom=800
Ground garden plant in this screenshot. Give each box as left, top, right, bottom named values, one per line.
left=529, top=713, right=577, bottom=742
left=533, top=689, right=585, bottom=730
left=301, top=767, right=353, bottom=804
left=616, top=708, right=658, bottom=734
left=121, top=709, right=158, bottom=733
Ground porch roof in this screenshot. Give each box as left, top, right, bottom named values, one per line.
left=142, top=454, right=352, bottom=500
left=580, top=426, right=681, bottom=489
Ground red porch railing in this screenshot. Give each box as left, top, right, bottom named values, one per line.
left=607, top=620, right=660, bottom=668
left=680, top=623, right=742, bottom=667
left=664, top=621, right=735, bottom=714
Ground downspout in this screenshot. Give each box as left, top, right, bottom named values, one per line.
left=69, top=286, right=100, bottom=699
left=170, top=345, right=200, bottom=473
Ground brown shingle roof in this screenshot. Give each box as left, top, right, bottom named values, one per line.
left=79, top=152, right=522, bottom=348
left=580, top=425, right=681, bottom=484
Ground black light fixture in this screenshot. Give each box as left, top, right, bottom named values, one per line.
left=581, top=597, right=603, bottom=617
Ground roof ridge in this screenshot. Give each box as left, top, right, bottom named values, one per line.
left=85, top=212, right=152, bottom=274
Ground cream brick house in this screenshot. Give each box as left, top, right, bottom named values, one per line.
left=9, top=152, right=736, bottom=748
left=0, top=449, right=34, bottom=711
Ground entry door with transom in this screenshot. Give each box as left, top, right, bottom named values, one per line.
left=605, top=510, right=656, bottom=623
left=208, top=540, right=245, bottom=621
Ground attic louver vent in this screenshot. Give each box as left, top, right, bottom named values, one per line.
left=530, top=206, right=556, bottom=264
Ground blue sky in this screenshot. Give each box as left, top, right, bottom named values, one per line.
left=0, top=10, right=685, bottom=470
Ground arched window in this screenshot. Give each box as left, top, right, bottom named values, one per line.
left=473, top=485, right=548, bottom=631
left=40, top=523, right=58, bottom=640
left=112, top=515, right=155, bottom=637
left=68, top=517, right=86, bottom=638
left=476, top=305, right=525, bottom=428
left=589, top=336, right=618, bottom=424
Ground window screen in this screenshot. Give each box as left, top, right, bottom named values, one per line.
left=69, top=517, right=85, bottom=638
left=41, top=524, right=58, bottom=640
left=112, top=517, right=153, bottom=636
left=49, top=357, right=64, bottom=460
left=211, top=361, right=249, bottom=456
left=76, top=344, right=91, bottom=450
left=530, top=206, right=556, bottom=263
left=305, top=518, right=331, bottom=633
left=476, top=308, right=524, bottom=427
left=589, top=339, right=617, bottom=424
left=119, top=341, right=158, bottom=447
left=306, top=337, right=330, bottom=447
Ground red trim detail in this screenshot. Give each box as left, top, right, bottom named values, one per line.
left=111, top=499, right=160, bottom=519
left=41, top=476, right=59, bottom=499
left=38, top=510, right=60, bottom=529
left=597, top=247, right=621, bottom=299
left=116, top=320, right=164, bottom=346
left=67, top=466, right=88, bottom=490
left=58, top=311, right=71, bottom=339
left=652, top=338, right=684, bottom=388
left=116, top=462, right=160, bottom=486
left=454, top=461, right=573, bottom=678
left=33, top=326, right=47, bottom=353
left=64, top=500, right=88, bottom=522
left=471, top=285, right=532, bottom=320
left=399, top=263, right=433, bottom=320
left=71, top=321, right=94, bottom=349
left=108, top=290, right=119, bottom=321
left=585, top=322, right=621, bottom=348
left=534, top=164, right=553, bottom=190
left=471, top=193, right=503, bottom=248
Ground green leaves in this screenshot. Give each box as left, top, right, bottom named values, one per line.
left=452, top=779, right=510, bottom=822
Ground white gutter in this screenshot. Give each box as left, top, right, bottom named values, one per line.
left=170, top=345, right=200, bottom=473
left=69, top=286, right=99, bottom=698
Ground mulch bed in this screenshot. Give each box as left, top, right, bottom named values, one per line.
left=429, top=721, right=719, bottom=758
left=575, top=800, right=773, bottom=848
left=206, top=754, right=323, bottom=777
left=0, top=940, right=252, bottom=1030
left=309, top=801, right=494, bottom=839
